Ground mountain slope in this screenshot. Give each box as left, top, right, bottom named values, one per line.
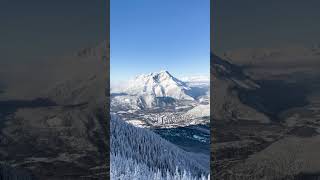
left=186, top=104, right=210, bottom=118
left=211, top=53, right=270, bottom=123
left=111, top=71, right=202, bottom=110
left=110, top=114, right=209, bottom=179
left=114, top=70, right=194, bottom=100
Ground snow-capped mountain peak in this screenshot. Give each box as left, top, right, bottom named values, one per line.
left=124, top=70, right=194, bottom=100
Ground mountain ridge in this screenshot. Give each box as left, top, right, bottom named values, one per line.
left=111, top=70, right=207, bottom=110
left=122, top=70, right=194, bottom=101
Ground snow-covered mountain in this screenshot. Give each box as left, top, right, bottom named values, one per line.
left=111, top=71, right=208, bottom=110
left=111, top=93, right=176, bottom=110
left=111, top=70, right=210, bottom=127
left=110, top=114, right=209, bottom=179
left=121, top=70, right=194, bottom=100
left=186, top=104, right=210, bottom=118
left=111, top=71, right=210, bottom=179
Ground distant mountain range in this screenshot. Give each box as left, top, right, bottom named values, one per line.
left=180, top=75, right=210, bottom=86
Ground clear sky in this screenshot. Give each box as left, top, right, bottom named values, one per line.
left=110, top=0, right=210, bottom=81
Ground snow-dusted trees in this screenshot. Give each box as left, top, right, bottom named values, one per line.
left=110, top=114, right=209, bottom=179
left=111, top=154, right=208, bottom=180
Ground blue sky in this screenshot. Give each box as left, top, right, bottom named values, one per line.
left=111, top=0, right=210, bottom=81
